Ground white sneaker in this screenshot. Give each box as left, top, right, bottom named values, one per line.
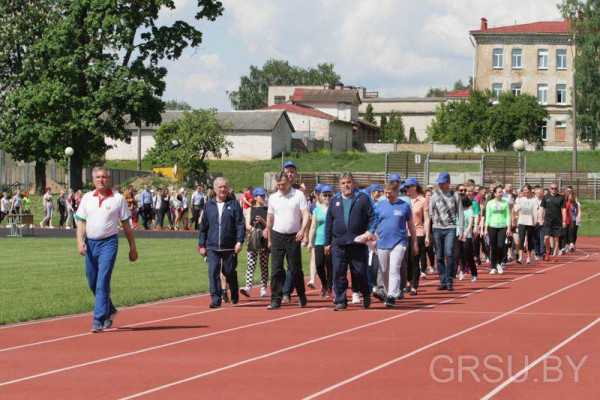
left=497, top=265, right=504, bottom=274
left=470, top=276, right=477, bottom=282
left=66, top=226, right=72, bottom=230
left=260, top=288, right=268, bottom=297
left=459, top=272, right=465, bottom=280
left=49, top=226, right=54, bottom=229
left=352, top=292, right=361, bottom=304
left=526, top=257, right=531, bottom=264
left=239, top=286, right=251, bottom=297
left=490, top=269, right=497, bottom=275
left=420, top=272, right=427, bottom=279
left=428, top=267, right=435, bottom=274
left=307, top=280, right=316, bottom=289
left=559, top=249, right=564, bottom=256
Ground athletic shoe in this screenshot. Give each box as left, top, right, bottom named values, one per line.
left=544, top=252, right=551, bottom=262
left=307, top=280, right=316, bottom=289
left=65, top=226, right=71, bottom=230
left=222, top=291, right=230, bottom=303
left=326, top=289, right=333, bottom=299
left=501, top=263, right=507, bottom=268
left=490, top=269, right=497, bottom=275
left=385, top=296, right=395, bottom=308
left=333, top=303, right=348, bottom=311
left=231, top=293, right=239, bottom=305
left=447, top=283, right=454, bottom=291
left=260, top=288, right=268, bottom=298
left=397, top=291, right=405, bottom=300
left=475, top=258, right=482, bottom=266
left=507, top=256, right=513, bottom=262
left=372, top=289, right=385, bottom=302
left=410, top=289, right=418, bottom=296
left=497, top=265, right=504, bottom=275
left=91, top=324, right=103, bottom=333
left=458, top=272, right=465, bottom=281
left=352, top=292, right=361, bottom=304
left=428, top=267, right=436, bottom=274
left=281, top=294, right=291, bottom=304
left=320, top=288, right=327, bottom=297
left=420, top=272, right=427, bottom=279
left=559, top=249, right=564, bottom=256
left=298, top=294, right=308, bottom=308
left=403, top=285, right=411, bottom=293
left=534, top=255, right=540, bottom=261
left=209, top=303, right=221, bottom=309
left=103, top=309, right=118, bottom=329
left=553, top=255, right=559, bottom=263
left=239, top=287, right=251, bottom=297
left=267, top=303, right=281, bottom=310
left=526, top=257, right=531, bottom=264
left=49, top=226, right=54, bottom=229
left=516, top=258, right=522, bottom=264
left=363, top=295, right=371, bottom=309
left=470, top=276, right=478, bottom=283
left=437, top=284, right=447, bottom=290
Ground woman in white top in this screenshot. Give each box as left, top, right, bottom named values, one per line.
left=40, top=187, right=54, bottom=228
left=516, top=184, right=538, bottom=264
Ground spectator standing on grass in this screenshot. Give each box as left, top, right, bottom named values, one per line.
left=191, top=186, right=205, bottom=230
left=10, top=189, right=21, bottom=215
left=198, top=177, right=245, bottom=309
left=124, top=185, right=137, bottom=229
left=21, top=191, right=31, bottom=214
left=540, top=181, right=567, bottom=263
left=429, top=172, right=464, bottom=291
left=265, top=171, right=310, bottom=310
left=484, top=185, right=511, bottom=275
left=181, top=188, right=190, bottom=230
left=0, top=192, right=8, bottom=226
left=66, top=189, right=76, bottom=229
left=57, top=190, right=67, bottom=228
left=240, top=186, right=253, bottom=220
left=76, top=167, right=137, bottom=333
left=240, top=187, right=270, bottom=298
left=40, top=187, right=54, bottom=229
left=325, top=172, right=377, bottom=311
left=140, top=184, right=153, bottom=230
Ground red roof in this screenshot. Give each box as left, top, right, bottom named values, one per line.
left=471, top=20, right=570, bottom=34
left=261, top=103, right=335, bottom=121
left=444, top=89, right=471, bottom=98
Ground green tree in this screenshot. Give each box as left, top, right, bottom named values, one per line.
left=426, top=87, right=448, bottom=98
left=227, top=59, right=341, bottom=110
left=164, top=99, right=193, bottom=111
left=426, top=102, right=451, bottom=144
left=364, top=103, right=375, bottom=123
left=408, top=127, right=419, bottom=143
left=144, top=109, right=232, bottom=183
left=380, top=115, right=388, bottom=141
left=559, top=1, right=600, bottom=149
left=0, top=0, right=224, bottom=191
left=385, top=111, right=406, bottom=143
left=426, top=78, right=472, bottom=98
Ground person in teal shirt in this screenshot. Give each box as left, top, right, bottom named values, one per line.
left=308, top=185, right=334, bottom=298
left=484, top=185, right=512, bottom=274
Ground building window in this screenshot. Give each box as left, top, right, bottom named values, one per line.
left=492, top=83, right=502, bottom=103
left=556, top=84, right=567, bottom=105
left=512, top=49, right=522, bottom=69
left=493, top=48, right=503, bottom=69
left=511, top=83, right=522, bottom=96
left=557, top=49, right=567, bottom=70
left=537, top=84, right=548, bottom=105
left=274, top=96, right=286, bottom=104
left=538, top=49, right=549, bottom=70
left=541, top=122, right=548, bottom=141
left=556, top=120, right=567, bottom=142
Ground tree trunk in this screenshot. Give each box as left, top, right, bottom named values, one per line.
left=71, top=154, right=84, bottom=191
left=34, top=161, right=46, bottom=195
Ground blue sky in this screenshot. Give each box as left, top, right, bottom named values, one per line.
left=157, top=0, right=563, bottom=110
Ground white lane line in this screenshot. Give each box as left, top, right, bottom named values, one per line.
left=481, top=315, right=600, bottom=399
left=118, top=251, right=593, bottom=399
left=0, top=308, right=323, bottom=388
left=303, top=260, right=598, bottom=399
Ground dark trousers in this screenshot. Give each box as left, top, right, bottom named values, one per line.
left=406, top=236, right=425, bottom=289
left=423, top=241, right=435, bottom=272
left=314, top=245, right=333, bottom=290
left=458, top=237, right=478, bottom=276
left=533, top=224, right=546, bottom=256
left=433, top=228, right=456, bottom=285
left=518, top=224, right=535, bottom=252
left=488, top=227, right=507, bottom=268
left=142, top=204, right=152, bottom=229
left=192, top=206, right=202, bottom=230
left=473, top=235, right=483, bottom=260
left=332, top=243, right=369, bottom=304
left=58, top=206, right=66, bottom=227
left=283, top=269, right=294, bottom=296
left=207, top=249, right=238, bottom=306
left=270, top=231, right=305, bottom=304
left=368, top=249, right=383, bottom=291
left=502, top=233, right=513, bottom=263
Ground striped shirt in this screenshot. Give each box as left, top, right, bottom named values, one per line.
left=429, top=189, right=464, bottom=230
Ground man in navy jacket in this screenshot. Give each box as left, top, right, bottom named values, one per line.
left=198, top=177, right=246, bottom=308
left=325, top=172, right=377, bottom=311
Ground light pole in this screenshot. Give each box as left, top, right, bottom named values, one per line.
left=65, top=147, right=74, bottom=190
left=513, top=139, right=526, bottom=188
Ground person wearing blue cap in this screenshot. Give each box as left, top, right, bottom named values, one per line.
left=429, top=172, right=464, bottom=291
left=240, top=187, right=269, bottom=298
left=325, top=172, right=377, bottom=311
left=389, top=174, right=401, bottom=183
left=308, top=185, right=334, bottom=297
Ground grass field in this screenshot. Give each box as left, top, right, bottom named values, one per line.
left=0, top=238, right=312, bottom=325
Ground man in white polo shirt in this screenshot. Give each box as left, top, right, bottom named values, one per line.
left=266, top=171, right=310, bottom=309
left=76, top=167, right=138, bottom=333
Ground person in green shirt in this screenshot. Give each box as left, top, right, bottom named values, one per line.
left=484, top=185, right=512, bottom=275
left=22, top=191, right=31, bottom=214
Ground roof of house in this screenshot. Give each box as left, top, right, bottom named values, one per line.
left=126, top=110, right=294, bottom=132
left=470, top=20, right=570, bottom=35
left=291, top=88, right=361, bottom=104
left=261, top=103, right=335, bottom=121
left=444, top=89, right=471, bottom=98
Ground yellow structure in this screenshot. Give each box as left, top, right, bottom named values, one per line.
left=153, top=166, right=183, bottom=181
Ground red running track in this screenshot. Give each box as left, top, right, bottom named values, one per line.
left=0, top=238, right=599, bottom=399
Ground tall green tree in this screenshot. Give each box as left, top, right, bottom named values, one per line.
left=379, top=115, right=387, bottom=141
left=144, top=109, right=232, bottom=184
left=0, top=0, right=224, bottom=191
left=364, top=103, right=375, bottom=123
left=426, top=78, right=472, bottom=98
left=385, top=111, right=406, bottom=143
left=408, top=127, right=419, bottom=143
left=559, top=0, right=600, bottom=149
left=227, top=59, right=341, bottom=110
left=164, top=99, right=193, bottom=110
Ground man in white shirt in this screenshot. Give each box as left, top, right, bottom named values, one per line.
left=266, top=171, right=310, bottom=309
left=76, top=167, right=137, bottom=333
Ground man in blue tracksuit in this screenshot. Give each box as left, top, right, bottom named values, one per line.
left=198, top=177, right=246, bottom=308
left=325, top=172, right=377, bottom=311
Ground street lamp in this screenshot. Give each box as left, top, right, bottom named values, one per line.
left=65, top=147, right=74, bottom=190
left=513, top=139, right=526, bottom=188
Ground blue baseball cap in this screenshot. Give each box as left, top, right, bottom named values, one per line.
left=404, top=177, right=419, bottom=187
left=320, top=185, right=334, bottom=193
left=436, top=172, right=451, bottom=184
left=315, top=183, right=324, bottom=192
left=369, top=184, right=384, bottom=193
left=252, top=187, right=267, bottom=196
left=389, top=174, right=401, bottom=183
left=283, top=161, right=297, bottom=170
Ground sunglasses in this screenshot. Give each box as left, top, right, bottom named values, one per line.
left=322, top=194, right=333, bottom=198
left=458, top=189, right=466, bottom=193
